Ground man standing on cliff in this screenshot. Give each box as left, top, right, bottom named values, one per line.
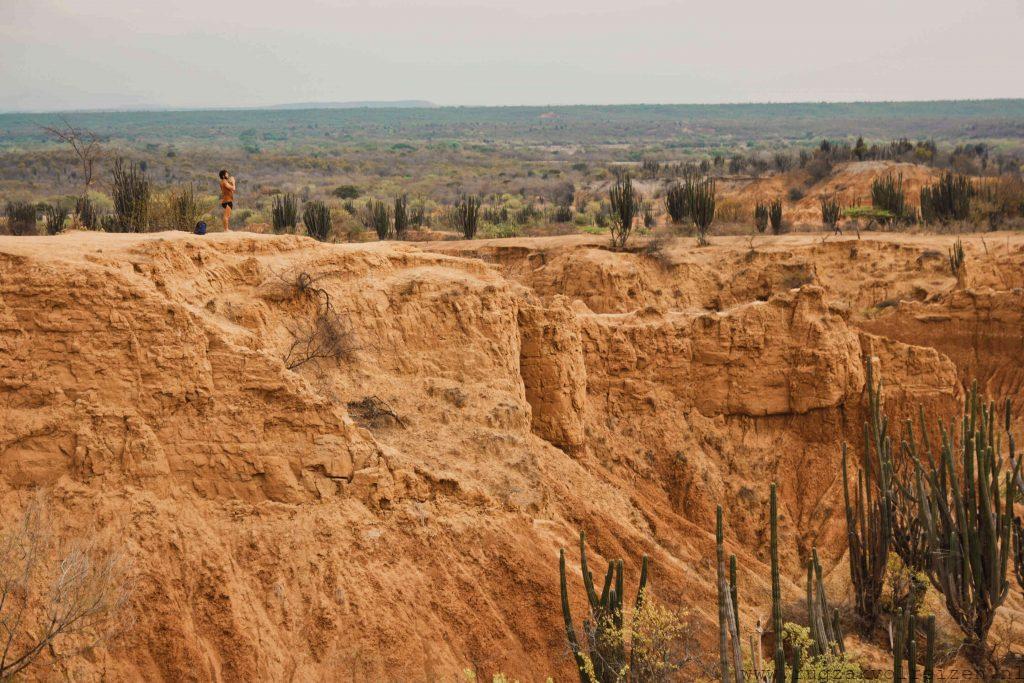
left=219, top=169, right=236, bottom=231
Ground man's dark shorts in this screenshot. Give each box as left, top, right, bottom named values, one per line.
left=221, top=201, right=233, bottom=209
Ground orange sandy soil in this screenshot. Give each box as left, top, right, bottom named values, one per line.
left=1, top=229, right=1023, bottom=680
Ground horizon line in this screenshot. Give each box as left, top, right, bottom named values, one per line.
left=3, top=96, right=1024, bottom=116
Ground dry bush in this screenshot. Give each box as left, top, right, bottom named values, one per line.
left=0, top=494, right=132, bottom=679
left=280, top=271, right=356, bottom=371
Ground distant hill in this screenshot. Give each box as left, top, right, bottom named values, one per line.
left=265, top=100, right=437, bottom=110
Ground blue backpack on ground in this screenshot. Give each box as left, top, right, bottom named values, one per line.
left=194, top=221, right=207, bottom=235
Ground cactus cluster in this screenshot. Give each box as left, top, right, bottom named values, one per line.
left=453, top=195, right=481, bottom=240
left=820, top=195, right=841, bottom=233
left=920, top=172, right=972, bottom=224
left=870, top=173, right=911, bottom=224
left=691, top=177, right=716, bottom=246
left=665, top=181, right=690, bottom=224
left=368, top=199, right=391, bottom=239
left=664, top=174, right=716, bottom=244
left=110, top=157, right=150, bottom=232
left=905, top=387, right=1019, bottom=655
left=559, top=531, right=648, bottom=683
left=891, top=610, right=936, bottom=683
left=805, top=548, right=844, bottom=656
left=271, top=193, right=299, bottom=234
left=842, top=358, right=894, bottom=632
left=302, top=200, right=332, bottom=241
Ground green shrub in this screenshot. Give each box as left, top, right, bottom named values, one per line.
left=271, top=193, right=299, bottom=234
left=332, top=185, right=360, bottom=199
left=302, top=200, right=332, bottom=241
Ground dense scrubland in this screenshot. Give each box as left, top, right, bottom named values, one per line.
left=2, top=100, right=1024, bottom=240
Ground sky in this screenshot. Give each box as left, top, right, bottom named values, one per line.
left=1, top=0, right=1022, bottom=112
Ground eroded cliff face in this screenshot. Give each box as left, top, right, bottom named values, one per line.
left=0, top=230, right=1017, bottom=681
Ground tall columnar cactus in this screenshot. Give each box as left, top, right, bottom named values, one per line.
left=894, top=410, right=934, bottom=573
left=715, top=507, right=744, bottom=683
left=271, top=193, right=299, bottom=234
left=665, top=181, right=690, bottom=224
left=871, top=172, right=910, bottom=224
left=302, top=200, right=332, bottom=242
left=768, top=199, right=783, bottom=235
left=892, top=609, right=933, bottom=682
left=770, top=484, right=786, bottom=683
left=820, top=195, right=841, bottom=233
left=1014, top=517, right=1024, bottom=591
left=368, top=199, right=391, bottom=240
left=609, top=174, right=641, bottom=249
left=842, top=357, right=893, bottom=632
left=948, top=238, right=965, bottom=282
left=805, top=548, right=844, bottom=656
left=691, top=176, right=716, bottom=246
left=924, top=615, right=936, bottom=683
left=393, top=194, right=409, bottom=240
left=920, top=172, right=972, bottom=224
left=908, top=384, right=1021, bottom=661
left=559, top=531, right=648, bottom=683
left=754, top=202, right=769, bottom=233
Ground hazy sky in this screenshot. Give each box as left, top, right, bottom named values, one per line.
left=2, top=0, right=1022, bottom=111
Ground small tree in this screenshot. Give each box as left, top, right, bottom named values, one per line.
left=40, top=117, right=103, bottom=196
left=0, top=494, right=131, bottom=679
left=271, top=193, right=300, bottom=234
left=303, top=200, right=332, bottom=241
left=609, top=174, right=641, bottom=249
